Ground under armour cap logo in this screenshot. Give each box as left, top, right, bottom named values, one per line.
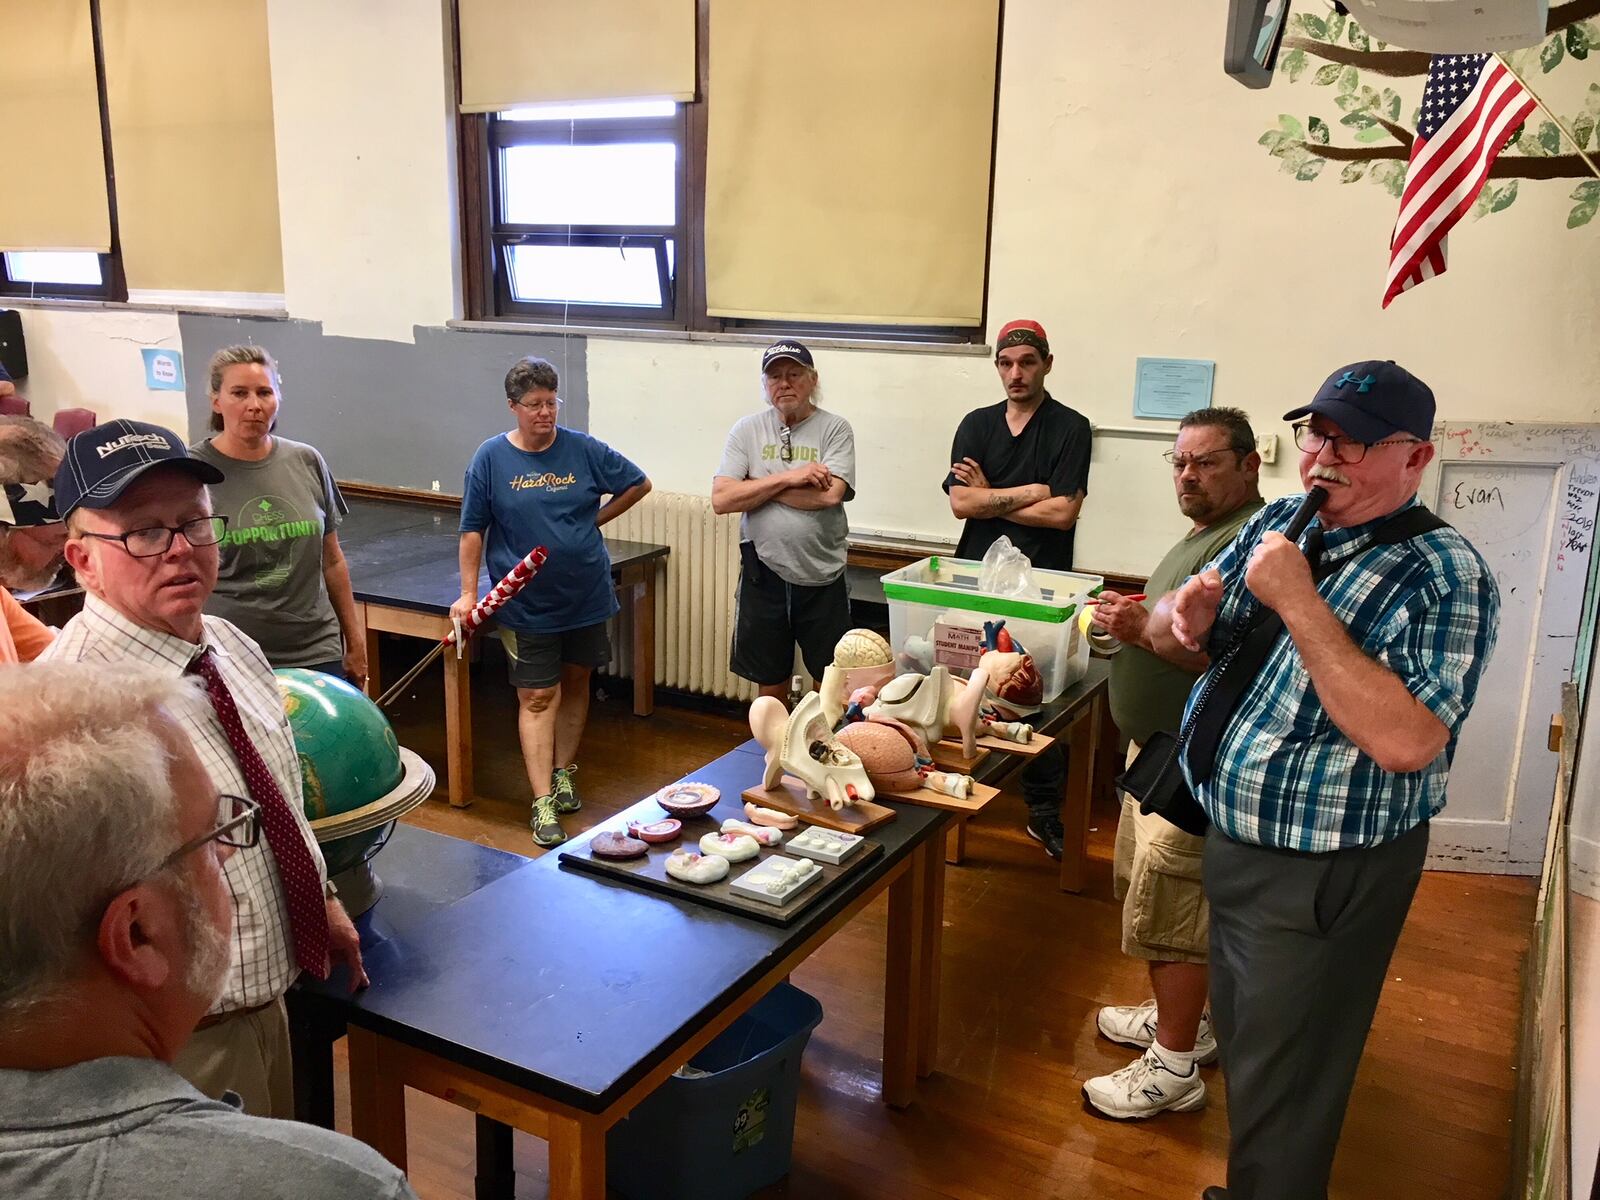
left=1335, top=371, right=1376, bottom=393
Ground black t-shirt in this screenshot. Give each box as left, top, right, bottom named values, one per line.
left=942, top=393, right=1092, bottom=571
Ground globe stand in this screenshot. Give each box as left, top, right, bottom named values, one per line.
left=310, top=747, right=435, bottom=917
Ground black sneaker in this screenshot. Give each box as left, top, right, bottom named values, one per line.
left=530, top=795, right=567, bottom=847
left=1026, top=814, right=1065, bottom=860
left=551, top=764, right=581, bottom=814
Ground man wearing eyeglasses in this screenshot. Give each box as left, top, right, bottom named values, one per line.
left=1080, top=407, right=1262, bottom=1120
left=0, top=415, right=67, bottom=662
left=1142, top=362, right=1499, bottom=1200
left=714, top=341, right=856, bottom=702
left=38, top=419, right=367, bottom=1120
left=0, top=663, right=416, bottom=1199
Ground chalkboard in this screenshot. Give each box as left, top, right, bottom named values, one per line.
left=1422, top=422, right=1600, bottom=873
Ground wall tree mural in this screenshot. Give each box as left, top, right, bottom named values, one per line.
left=1260, top=1, right=1600, bottom=228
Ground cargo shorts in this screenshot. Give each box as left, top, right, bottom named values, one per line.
left=1112, top=742, right=1209, bottom=963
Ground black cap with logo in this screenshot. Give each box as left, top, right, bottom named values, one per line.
left=54, top=419, right=225, bottom=518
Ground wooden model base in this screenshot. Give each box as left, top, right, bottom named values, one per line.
left=739, top=777, right=897, bottom=834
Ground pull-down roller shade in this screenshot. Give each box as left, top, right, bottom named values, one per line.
left=705, top=0, right=1000, bottom=327
left=101, top=0, right=284, bottom=295
left=459, top=0, right=697, bottom=112
left=0, top=0, right=111, bottom=253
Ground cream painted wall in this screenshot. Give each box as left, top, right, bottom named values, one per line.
left=264, top=0, right=460, bottom=343
left=6, top=307, right=186, bottom=431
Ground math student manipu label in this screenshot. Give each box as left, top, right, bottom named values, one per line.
left=932, top=621, right=983, bottom=671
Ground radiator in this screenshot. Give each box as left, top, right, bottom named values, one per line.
left=605, top=491, right=757, bottom=702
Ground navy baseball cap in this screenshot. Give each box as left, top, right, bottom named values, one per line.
left=54, top=419, right=224, bottom=518
left=1283, top=360, right=1435, bottom=445
left=761, top=340, right=815, bottom=372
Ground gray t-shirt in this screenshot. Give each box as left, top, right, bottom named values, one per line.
left=716, top=406, right=856, bottom=586
left=0, top=1056, right=416, bottom=1200
left=190, top=436, right=349, bottom=668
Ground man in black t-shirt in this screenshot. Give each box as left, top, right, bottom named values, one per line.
left=942, top=319, right=1093, bottom=859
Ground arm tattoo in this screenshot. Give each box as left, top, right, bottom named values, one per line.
left=981, top=492, right=1022, bottom=517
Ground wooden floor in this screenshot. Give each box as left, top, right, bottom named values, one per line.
left=351, top=654, right=1538, bottom=1200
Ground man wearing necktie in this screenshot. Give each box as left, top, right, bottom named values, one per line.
left=40, top=419, right=366, bottom=1119
left=1143, top=363, right=1500, bottom=1200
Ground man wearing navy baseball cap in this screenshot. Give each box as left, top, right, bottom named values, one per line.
left=40, top=419, right=367, bottom=1119
left=1140, top=361, right=1501, bottom=1200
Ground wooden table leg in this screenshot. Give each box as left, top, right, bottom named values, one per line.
left=362, top=606, right=382, bottom=700
left=347, top=1026, right=409, bottom=1171
left=918, top=829, right=946, bottom=1078
left=546, top=1110, right=607, bottom=1200
left=944, top=816, right=967, bottom=865
left=631, top=568, right=655, bottom=718
left=1058, top=698, right=1101, bottom=893
left=882, top=842, right=928, bottom=1108
left=444, top=644, right=474, bottom=808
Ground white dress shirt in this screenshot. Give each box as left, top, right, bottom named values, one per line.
left=39, top=593, right=327, bottom=1012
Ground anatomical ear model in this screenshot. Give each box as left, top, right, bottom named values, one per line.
left=749, top=692, right=875, bottom=811
left=864, top=666, right=990, bottom=760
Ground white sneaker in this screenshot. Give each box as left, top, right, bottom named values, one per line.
left=1082, top=1046, right=1208, bottom=1120
left=1096, top=998, right=1219, bottom=1065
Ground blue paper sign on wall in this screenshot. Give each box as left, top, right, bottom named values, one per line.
left=1133, top=357, right=1214, bottom=420
left=142, top=348, right=185, bottom=392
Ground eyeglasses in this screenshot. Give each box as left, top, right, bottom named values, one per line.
left=513, top=396, right=562, bottom=413
left=78, top=515, right=228, bottom=559
left=1162, top=449, right=1241, bottom=473
left=779, top=424, right=794, bottom=462
left=1291, top=423, right=1421, bottom=465
left=155, top=794, right=260, bottom=875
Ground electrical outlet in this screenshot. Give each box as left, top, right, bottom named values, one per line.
left=1257, top=433, right=1277, bottom=465
left=431, top=480, right=441, bottom=492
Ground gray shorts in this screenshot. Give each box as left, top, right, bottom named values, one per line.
left=498, top=622, right=611, bottom=690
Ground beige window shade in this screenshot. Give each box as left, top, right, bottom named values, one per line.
left=101, top=0, right=283, bottom=295
left=0, top=1, right=111, bottom=253
left=705, top=0, right=999, bottom=328
left=459, top=0, right=696, bottom=112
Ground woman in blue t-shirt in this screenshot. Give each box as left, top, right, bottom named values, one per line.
left=452, top=356, right=652, bottom=848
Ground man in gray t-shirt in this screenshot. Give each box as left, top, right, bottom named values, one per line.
left=713, top=340, right=856, bottom=699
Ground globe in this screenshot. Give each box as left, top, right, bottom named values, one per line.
left=277, top=668, right=404, bottom=823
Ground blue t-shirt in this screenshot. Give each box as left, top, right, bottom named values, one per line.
left=460, top=430, right=646, bottom=633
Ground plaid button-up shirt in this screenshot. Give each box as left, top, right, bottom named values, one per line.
left=1182, top=495, right=1500, bottom=853
left=38, top=594, right=327, bottom=1011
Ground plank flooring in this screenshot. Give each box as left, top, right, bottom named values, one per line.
left=358, top=650, right=1537, bottom=1199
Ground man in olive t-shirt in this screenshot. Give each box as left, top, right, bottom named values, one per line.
left=1081, top=407, right=1263, bottom=1121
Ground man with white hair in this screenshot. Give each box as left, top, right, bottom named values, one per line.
left=0, top=663, right=415, bottom=1199
left=38, top=419, right=365, bottom=1118
left=0, top=415, right=66, bottom=661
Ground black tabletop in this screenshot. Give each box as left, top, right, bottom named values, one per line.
left=316, top=746, right=946, bottom=1114
left=340, top=496, right=667, bottom=614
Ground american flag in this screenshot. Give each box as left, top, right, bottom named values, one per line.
left=1383, top=54, right=1537, bottom=308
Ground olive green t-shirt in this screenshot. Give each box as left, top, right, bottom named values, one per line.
left=1108, top=499, right=1264, bottom=747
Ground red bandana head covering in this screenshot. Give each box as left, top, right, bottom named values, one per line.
left=995, top=319, right=1049, bottom=359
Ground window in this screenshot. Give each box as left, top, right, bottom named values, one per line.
left=485, top=99, right=687, bottom=324
left=459, top=1, right=1001, bottom=344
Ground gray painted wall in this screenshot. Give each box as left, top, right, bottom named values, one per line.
left=177, top=316, right=588, bottom=494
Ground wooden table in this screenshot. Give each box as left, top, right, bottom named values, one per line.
left=292, top=749, right=950, bottom=1200
left=339, top=497, right=669, bottom=808
left=937, top=658, right=1115, bottom=892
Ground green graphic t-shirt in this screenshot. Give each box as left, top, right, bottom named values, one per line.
left=191, top=436, right=348, bottom=668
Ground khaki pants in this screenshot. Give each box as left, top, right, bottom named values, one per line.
left=1112, top=742, right=1209, bottom=964
left=172, top=996, right=294, bottom=1118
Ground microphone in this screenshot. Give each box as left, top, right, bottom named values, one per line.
left=1283, top=485, right=1329, bottom=543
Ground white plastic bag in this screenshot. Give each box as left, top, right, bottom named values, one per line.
left=977, top=536, right=1043, bottom=601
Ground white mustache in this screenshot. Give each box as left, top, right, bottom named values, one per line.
left=1310, top=465, right=1351, bottom=486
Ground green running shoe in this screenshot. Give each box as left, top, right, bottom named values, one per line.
left=530, top=795, right=567, bottom=847
left=551, top=764, right=581, bottom=814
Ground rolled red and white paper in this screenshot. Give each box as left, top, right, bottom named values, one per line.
left=450, top=545, right=549, bottom=643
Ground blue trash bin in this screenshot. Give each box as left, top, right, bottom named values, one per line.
left=606, top=982, right=824, bottom=1200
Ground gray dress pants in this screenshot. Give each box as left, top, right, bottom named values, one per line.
left=1204, top=820, right=1429, bottom=1200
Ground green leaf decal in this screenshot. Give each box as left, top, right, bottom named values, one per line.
left=1490, top=181, right=1520, bottom=213
left=1340, top=160, right=1369, bottom=184
left=1313, top=62, right=1342, bottom=86
left=1280, top=48, right=1309, bottom=82
left=1308, top=115, right=1331, bottom=145
left=1541, top=34, right=1565, bottom=72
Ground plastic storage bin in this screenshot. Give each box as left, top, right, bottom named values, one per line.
left=880, top=556, right=1103, bottom=702
left=606, top=983, right=824, bottom=1200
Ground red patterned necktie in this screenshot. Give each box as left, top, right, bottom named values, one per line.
left=189, top=650, right=330, bottom=979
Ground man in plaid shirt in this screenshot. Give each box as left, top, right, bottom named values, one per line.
left=1147, top=361, right=1499, bottom=1200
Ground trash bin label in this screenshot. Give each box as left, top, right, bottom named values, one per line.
left=731, top=1087, right=770, bottom=1154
